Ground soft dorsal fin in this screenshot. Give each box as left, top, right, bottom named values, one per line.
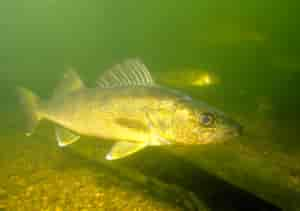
left=97, top=58, right=155, bottom=88
left=53, top=68, right=85, bottom=97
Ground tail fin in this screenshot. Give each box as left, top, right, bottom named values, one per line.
left=16, top=87, right=42, bottom=136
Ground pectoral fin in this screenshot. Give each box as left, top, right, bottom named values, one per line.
left=150, top=134, right=171, bottom=146
left=55, top=126, right=80, bottom=147
left=105, top=141, right=147, bottom=160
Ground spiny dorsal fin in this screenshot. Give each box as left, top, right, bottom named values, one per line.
left=97, top=58, right=155, bottom=88
left=53, top=68, right=85, bottom=97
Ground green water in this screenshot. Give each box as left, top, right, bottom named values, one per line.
left=1, top=0, right=300, bottom=210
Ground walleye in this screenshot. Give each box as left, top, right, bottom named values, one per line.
left=17, top=58, right=242, bottom=160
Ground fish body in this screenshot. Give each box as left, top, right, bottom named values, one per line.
left=45, top=86, right=179, bottom=145
left=17, top=59, right=242, bottom=160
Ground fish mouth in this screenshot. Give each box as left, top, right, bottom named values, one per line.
left=224, top=123, right=243, bottom=137
left=236, top=123, right=243, bottom=136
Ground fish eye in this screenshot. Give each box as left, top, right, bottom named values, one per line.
left=199, top=112, right=215, bottom=126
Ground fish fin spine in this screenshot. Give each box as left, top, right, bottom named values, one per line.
left=97, top=58, right=156, bottom=88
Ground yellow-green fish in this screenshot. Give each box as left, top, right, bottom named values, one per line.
left=17, top=58, right=242, bottom=160
left=158, top=68, right=220, bottom=87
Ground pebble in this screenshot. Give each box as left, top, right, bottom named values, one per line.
left=0, top=188, right=7, bottom=198
left=0, top=200, right=7, bottom=208
left=55, top=206, right=62, bottom=211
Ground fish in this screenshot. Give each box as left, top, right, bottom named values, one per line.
left=158, top=68, right=220, bottom=87
left=17, top=58, right=242, bottom=160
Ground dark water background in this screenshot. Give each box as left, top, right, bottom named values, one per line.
left=0, top=0, right=300, bottom=210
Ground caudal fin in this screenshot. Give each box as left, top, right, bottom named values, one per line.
left=17, top=87, right=42, bottom=136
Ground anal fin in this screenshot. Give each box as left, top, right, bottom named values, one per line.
left=106, top=141, right=147, bottom=160
left=55, top=126, right=80, bottom=147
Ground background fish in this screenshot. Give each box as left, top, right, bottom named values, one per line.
left=157, top=68, right=220, bottom=87
left=17, top=58, right=242, bottom=160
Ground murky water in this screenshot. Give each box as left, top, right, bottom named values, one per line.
left=0, top=0, right=300, bottom=210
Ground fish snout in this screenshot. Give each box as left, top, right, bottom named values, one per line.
left=233, top=123, right=243, bottom=136
left=222, top=120, right=243, bottom=138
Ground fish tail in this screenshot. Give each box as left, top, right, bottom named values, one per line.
left=16, top=87, right=43, bottom=136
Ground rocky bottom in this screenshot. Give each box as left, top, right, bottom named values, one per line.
left=0, top=133, right=185, bottom=211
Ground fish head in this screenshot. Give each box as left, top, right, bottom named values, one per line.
left=196, top=111, right=242, bottom=144
left=173, top=100, right=242, bottom=145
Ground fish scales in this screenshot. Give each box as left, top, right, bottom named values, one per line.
left=17, top=58, right=242, bottom=160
